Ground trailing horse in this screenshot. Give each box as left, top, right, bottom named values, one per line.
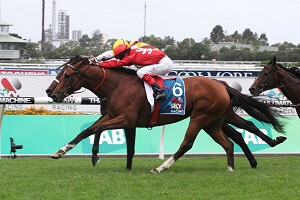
left=49, top=56, right=284, bottom=172
left=249, top=56, right=300, bottom=117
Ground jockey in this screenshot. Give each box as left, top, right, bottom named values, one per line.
left=98, top=44, right=173, bottom=101
left=96, top=39, right=157, bottom=61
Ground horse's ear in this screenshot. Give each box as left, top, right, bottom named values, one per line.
left=83, top=57, right=90, bottom=65
left=272, top=56, right=277, bottom=65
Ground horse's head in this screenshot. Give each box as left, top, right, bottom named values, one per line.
left=249, top=56, right=279, bottom=96
left=46, top=55, right=83, bottom=97
left=51, top=55, right=93, bottom=102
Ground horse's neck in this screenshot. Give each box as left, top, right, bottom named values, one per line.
left=276, top=68, right=300, bottom=104
left=90, top=69, right=140, bottom=99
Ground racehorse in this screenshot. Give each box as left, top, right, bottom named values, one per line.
left=48, top=56, right=284, bottom=173
left=249, top=57, right=300, bottom=117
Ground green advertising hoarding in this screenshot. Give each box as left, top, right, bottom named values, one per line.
left=0, top=115, right=299, bottom=156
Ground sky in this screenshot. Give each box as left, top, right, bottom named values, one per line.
left=1, top=0, right=300, bottom=45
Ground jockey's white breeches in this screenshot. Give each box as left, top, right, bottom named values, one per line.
left=136, top=56, right=173, bottom=78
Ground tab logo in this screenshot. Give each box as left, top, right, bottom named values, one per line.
left=233, top=118, right=272, bottom=152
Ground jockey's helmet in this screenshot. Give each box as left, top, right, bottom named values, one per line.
left=114, top=44, right=130, bottom=59
left=112, top=39, right=129, bottom=52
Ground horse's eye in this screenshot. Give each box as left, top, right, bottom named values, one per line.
left=65, top=74, right=71, bottom=78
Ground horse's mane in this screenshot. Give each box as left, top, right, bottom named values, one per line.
left=109, top=67, right=137, bottom=76
left=70, top=55, right=138, bottom=76
left=276, top=63, right=300, bottom=78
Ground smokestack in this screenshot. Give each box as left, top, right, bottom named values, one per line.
left=41, top=0, right=45, bottom=53
left=52, top=0, right=56, bottom=39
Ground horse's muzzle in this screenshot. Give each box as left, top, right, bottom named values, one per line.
left=51, top=93, right=64, bottom=103
left=46, top=88, right=53, bottom=97
left=249, top=87, right=259, bottom=96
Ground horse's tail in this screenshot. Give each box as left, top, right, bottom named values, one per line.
left=225, top=86, right=285, bottom=133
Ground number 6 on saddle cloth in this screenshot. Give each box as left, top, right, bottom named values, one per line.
left=145, top=77, right=186, bottom=128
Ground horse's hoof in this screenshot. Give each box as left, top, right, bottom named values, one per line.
left=126, top=167, right=132, bottom=170
left=51, top=153, right=61, bottom=159
left=228, top=166, right=234, bottom=172
left=251, top=162, right=258, bottom=169
left=276, top=136, right=287, bottom=144
left=150, top=169, right=160, bottom=174
left=251, top=164, right=257, bottom=169
left=92, top=157, right=99, bottom=167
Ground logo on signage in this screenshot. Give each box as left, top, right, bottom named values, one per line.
left=233, top=118, right=272, bottom=152
left=0, top=78, right=22, bottom=97
left=80, top=120, right=126, bottom=154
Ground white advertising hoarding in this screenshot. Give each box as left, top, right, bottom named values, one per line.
left=0, top=74, right=101, bottom=113
left=0, top=72, right=297, bottom=116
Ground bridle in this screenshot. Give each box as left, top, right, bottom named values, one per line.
left=258, top=64, right=300, bottom=93
left=257, top=65, right=276, bottom=94
left=258, top=64, right=300, bottom=107
left=61, top=57, right=106, bottom=97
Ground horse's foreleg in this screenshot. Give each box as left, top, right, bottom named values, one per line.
left=222, top=123, right=257, bottom=168
left=151, top=122, right=200, bottom=174
left=52, top=114, right=130, bottom=159
left=296, top=107, right=300, bottom=118
left=124, top=128, right=136, bottom=170
left=92, top=132, right=101, bottom=167
left=91, top=115, right=107, bottom=166
left=51, top=115, right=111, bottom=159
left=92, top=127, right=136, bottom=169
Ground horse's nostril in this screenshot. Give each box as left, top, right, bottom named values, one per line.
left=46, top=89, right=53, bottom=97
left=249, top=88, right=257, bottom=96
left=51, top=94, right=58, bottom=102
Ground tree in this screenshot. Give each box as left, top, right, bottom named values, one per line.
left=164, top=45, right=180, bottom=60
left=259, top=33, right=269, bottom=46
left=139, top=35, right=165, bottom=49
left=163, top=36, right=175, bottom=46
left=25, top=42, right=42, bottom=59
left=177, top=38, right=195, bottom=49
left=242, top=28, right=255, bottom=44
left=202, top=37, right=211, bottom=44
left=232, top=31, right=243, bottom=43
left=188, top=43, right=211, bottom=60
left=278, top=41, right=296, bottom=51
left=90, top=33, right=104, bottom=49
left=79, top=34, right=91, bottom=49
left=210, top=25, right=225, bottom=44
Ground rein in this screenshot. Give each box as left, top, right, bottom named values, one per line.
left=94, top=67, right=106, bottom=91
left=277, top=81, right=300, bottom=89
left=64, top=63, right=91, bottom=96
left=63, top=58, right=106, bottom=96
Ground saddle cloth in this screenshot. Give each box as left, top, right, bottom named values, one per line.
left=144, top=77, right=186, bottom=128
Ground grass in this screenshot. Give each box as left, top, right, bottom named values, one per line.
left=0, top=156, right=299, bottom=200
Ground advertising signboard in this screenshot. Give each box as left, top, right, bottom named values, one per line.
left=0, top=115, right=298, bottom=155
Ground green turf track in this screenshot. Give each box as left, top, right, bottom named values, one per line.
left=0, top=157, right=299, bottom=200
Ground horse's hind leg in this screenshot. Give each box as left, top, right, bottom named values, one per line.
left=226, top=111, right=286, bottom=147
left=150, top=121, right=201, bottom=174
left=205, top=125, right=234, bottom=171
left=222, top=123, right=257, bottom=168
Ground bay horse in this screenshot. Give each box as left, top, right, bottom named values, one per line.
left=249, top=57, right=300, bottom=117
left=48, top=56, right=284, bottom=172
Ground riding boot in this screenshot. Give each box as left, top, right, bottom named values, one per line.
left=152, top=82, right=166, bottom=101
